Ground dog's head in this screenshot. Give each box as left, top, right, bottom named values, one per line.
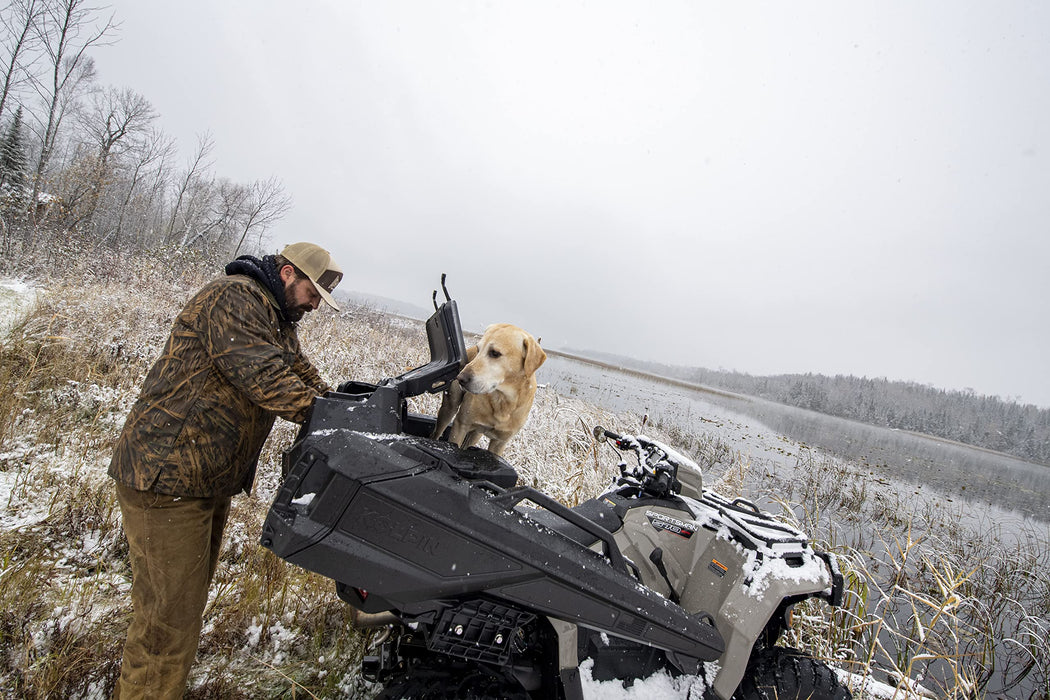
left=458, top=323, right=547, bottom=395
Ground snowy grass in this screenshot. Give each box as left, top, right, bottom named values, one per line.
left=0, top=251, right=1047, bottom=698
left=766, top=449, right=1050, bottom=698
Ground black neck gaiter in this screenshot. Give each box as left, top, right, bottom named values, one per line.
left=224, top=255, right=294, bottom=322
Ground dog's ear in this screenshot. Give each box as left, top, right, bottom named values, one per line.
left=522, top=333, right=547, bottom=375
left=465, top=345, right=479, bottom=362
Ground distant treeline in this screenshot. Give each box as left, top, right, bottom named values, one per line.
left=577, top=351, right=1050, bottom=466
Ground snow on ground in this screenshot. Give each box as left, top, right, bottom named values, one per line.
left=579, top=661, right=919, bottom=700
left=0, top=278, right=920, bottom=699
left=0, top=445, right=53, bottom=531
left=580, top=659, right=705, bottom=698
left=0, top=280, right=48, bottom=531
left=0, top=277, right=37, bottom=333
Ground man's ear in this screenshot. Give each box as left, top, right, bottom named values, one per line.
left=279, top=264, right=297, bottom=286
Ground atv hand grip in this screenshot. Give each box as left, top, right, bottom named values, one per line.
left=490, top=486, right=629, bottom=575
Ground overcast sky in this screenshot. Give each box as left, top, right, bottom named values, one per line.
left=93, top=1, right=1050, bottom=407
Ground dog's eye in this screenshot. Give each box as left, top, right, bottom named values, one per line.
left=488, top=348, right=502, bottom=359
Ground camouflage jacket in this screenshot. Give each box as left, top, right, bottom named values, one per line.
left=108, top=274, right=328, bottom=497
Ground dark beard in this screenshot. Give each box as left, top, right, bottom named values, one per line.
left=285, top=305, right=306, bottom=322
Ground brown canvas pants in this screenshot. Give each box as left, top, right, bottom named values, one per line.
left=114, top=483, right=231, bottom=699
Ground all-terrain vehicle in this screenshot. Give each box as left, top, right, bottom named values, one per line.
left=260, top=280, right=851, bottom=699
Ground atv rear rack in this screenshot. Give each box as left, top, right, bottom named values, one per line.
left=262, top=425, right=725, bottom=662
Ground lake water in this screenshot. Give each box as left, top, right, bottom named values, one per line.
left=543, top=352, right=1050, bottom=525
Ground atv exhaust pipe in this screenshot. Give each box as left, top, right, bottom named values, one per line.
left=350, top=607, right=400, bottom=629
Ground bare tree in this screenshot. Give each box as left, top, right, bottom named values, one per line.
left=27, top=0, right=115, bottom=222
left=232, top=176, right=291, bottom=255
left=179, top=177, right=243, bottom=251
left=165, top=131, right=212, bottom=244
left=0, top=0, right=46, bottom=124
left=83, top=86, right=154, bottom=169
left=75, top=85, right=155, bottom=228
left=137, top=139, right=174, bottom=247
left=109, top=126, right=174, bottom=249
left=213, top=178, right=247, bottom=248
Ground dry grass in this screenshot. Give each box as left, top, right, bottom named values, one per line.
left=1, top=250, right=1048, bottom=699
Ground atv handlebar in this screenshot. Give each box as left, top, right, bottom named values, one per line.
left=594, top=425, right=683, bottom=500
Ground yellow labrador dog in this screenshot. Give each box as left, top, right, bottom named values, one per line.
left=431, top=323, right=546, bottom=456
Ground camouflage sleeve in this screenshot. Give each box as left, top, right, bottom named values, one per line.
left=293, top=352, right=330, bottom=394
left=196, top=282, right=320, bottom=423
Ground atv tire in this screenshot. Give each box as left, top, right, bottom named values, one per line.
left=734, top=647, right=851, bottom=700
left=375, top=666, right=530, bottom=700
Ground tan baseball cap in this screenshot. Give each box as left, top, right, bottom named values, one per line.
left=280, top=242, right=343, bottom=310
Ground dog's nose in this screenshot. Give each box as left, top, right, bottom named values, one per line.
left=457, top=370, right=472, bottom=385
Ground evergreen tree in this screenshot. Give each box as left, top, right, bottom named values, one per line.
left=0, top=106, right=29, bottom=191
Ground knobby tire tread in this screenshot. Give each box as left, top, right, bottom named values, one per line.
left=734, top=647, right=851, bottom=700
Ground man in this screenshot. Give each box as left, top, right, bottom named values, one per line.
left=108, top=242, right=343, bottom=698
